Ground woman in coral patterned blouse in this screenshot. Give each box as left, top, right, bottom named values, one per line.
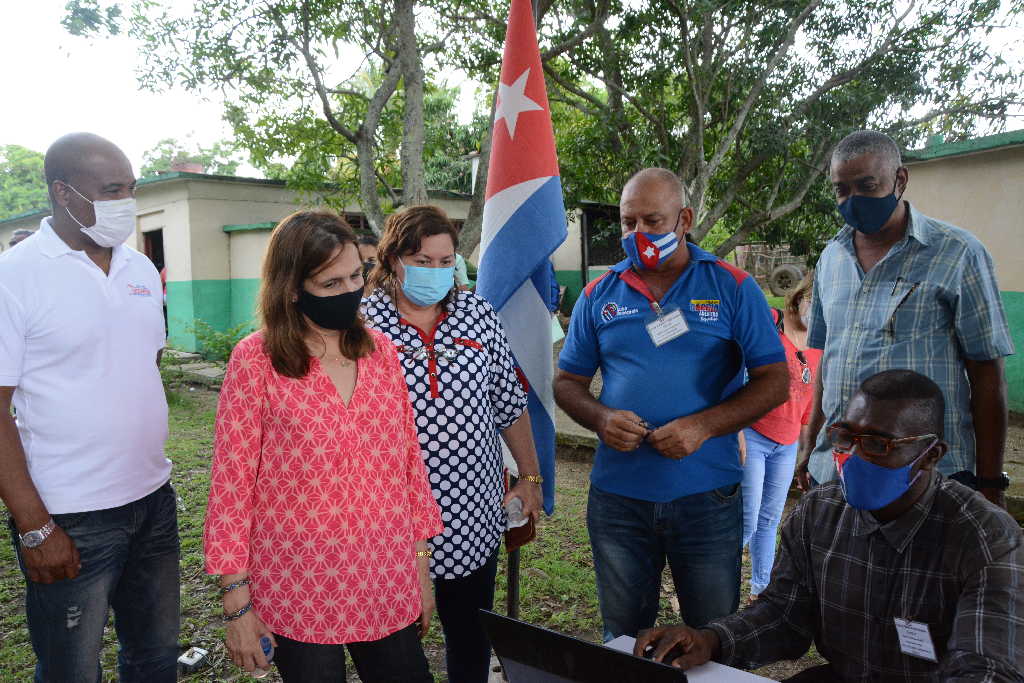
left=203, top=211, right=443, bottom=683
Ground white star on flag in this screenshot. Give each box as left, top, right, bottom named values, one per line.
left=494, top=68, right=544, bottom=139
left=643, top=246, right=656, bottom=258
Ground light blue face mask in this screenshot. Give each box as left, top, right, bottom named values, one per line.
left=401, top=262, right=455, bottom=306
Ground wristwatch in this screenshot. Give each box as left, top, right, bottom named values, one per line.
left=976, top=472, right=1011, bottom=491
left=19, top=519, right=56, bottom=549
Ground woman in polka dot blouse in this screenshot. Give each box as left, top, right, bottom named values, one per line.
left=363, top=205, right=543, bottom=683
left=204, top=211, right=443, bottom=682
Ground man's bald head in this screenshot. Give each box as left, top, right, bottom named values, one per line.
left=622, top=168, right=689, bottom=207
left=44, top=133, right=130, bottom=202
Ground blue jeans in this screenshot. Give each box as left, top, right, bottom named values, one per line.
left=10, top=482, right=180, bottom=683
left=740, top=427, right=797, bottom=596
left=586, top=483, right=743, bottom=641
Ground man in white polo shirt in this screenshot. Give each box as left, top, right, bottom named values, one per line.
left=0, top=133, right=178, bottom=682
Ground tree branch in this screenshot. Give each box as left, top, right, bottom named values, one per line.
left=275, top=4, right=358, bottom=145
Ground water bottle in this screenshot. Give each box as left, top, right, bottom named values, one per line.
left=252, top=636, right=274, bottom=679
left=505, top=497, right=528, bottom=529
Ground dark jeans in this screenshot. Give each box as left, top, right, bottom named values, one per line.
left=10, top=482, right=180, bottom=683
left=273, top=624, right=432, bottom=683
left=434, top=546, right=500, bottom=683
left=587, top=483, right=743, bottom=641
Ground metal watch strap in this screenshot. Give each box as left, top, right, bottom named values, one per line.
left=20, top=518, right=56, bottom=548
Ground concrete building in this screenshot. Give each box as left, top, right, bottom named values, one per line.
left=904, top=129, right=1024, bottom=411
left=0, top=172, right=474, bottom=352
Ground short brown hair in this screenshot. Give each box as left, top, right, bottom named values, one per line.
left=785, top=269, right=814, bottom=318
left=366, top=205, right=459, bottom=298
left=258, top=210, right=374, bottom=378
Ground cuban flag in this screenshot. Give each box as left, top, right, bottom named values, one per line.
left=624, top=231, right=678, bottom=270
left=476, top=0, right=567, bottom=515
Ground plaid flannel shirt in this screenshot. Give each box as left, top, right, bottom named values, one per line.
left=806, top=204, right=1014, bottom=484
left=707, top=475, right=1024, bottom=681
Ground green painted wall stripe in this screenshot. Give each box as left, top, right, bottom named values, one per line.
left=229, top=278, right=262, bottom=330
left=223, top=222, right=276, bottom=233
left=1002, top=291, right=1024, bottom=413
left=166, top=279, right=232, bottom=352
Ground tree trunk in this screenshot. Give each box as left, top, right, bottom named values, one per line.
left=357, top=133, right=386, bottom=235
left=459, top=119, right=493, bottom=258
left=397, top=0, right=428, bottom=207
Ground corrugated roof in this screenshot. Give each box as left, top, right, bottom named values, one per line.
left=904, top=129, right=1024, bottom=163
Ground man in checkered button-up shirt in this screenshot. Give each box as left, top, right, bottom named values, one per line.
left=636, top=370, right=1023, bottom=681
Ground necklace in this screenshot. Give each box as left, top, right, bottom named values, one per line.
left=319, top=352, right=353, bottom=367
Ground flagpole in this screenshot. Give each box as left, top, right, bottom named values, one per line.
left=506, top=474, right=521, bottom=620
left=504, top=0, right=540, bottom=627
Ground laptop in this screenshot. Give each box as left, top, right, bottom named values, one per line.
left=480, top=610, right=687, bottom=683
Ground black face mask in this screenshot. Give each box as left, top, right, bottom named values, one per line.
left=296, top=287, right=363, bottom=330
left=362, top=261, right=375, bottom=281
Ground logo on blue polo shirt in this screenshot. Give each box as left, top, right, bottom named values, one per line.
left=690, top=299, right=720, bottom=322
left=601, top=301, right=640, bottom=321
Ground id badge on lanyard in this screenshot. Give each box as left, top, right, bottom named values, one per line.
left=645, top=300, right=689, bottom=347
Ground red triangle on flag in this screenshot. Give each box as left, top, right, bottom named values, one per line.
left=485, top=0, right=561, bottom=200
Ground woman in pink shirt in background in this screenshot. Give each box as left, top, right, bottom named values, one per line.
left=740, top=272, right=821, bottom=601
left=203, top=211, right=443, bottom=682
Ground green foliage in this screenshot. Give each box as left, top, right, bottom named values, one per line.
left=61, top=0, right=1024, bottom=254
left=62, top=0, right=122, bottom=36
left=449, top=0, right=1023, bottom=254
left=187, top=320, right=250, bottom=363
left=0, top=145, right=49, bottom=220
left=140, top=137, right=244, bottom=177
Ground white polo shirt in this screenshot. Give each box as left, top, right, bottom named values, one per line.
left=0, top=218, right=170, bottom=514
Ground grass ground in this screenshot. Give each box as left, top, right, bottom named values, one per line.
left=0, top=387, right=823, bottom=681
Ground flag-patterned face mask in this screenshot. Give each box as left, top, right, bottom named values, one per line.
left=621, top=231, right=679, bottom=271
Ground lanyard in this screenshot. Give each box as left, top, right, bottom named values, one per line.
left=619, top=269, right=664, bottom=315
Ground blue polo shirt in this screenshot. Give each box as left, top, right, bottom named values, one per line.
left=559, top=243, right=785, bottom=502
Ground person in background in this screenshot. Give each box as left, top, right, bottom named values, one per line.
left=637, top=370, right=1023, bottom=681
left=796, top=130, right=1013, bottom=507
left=0, top=132, right=177, bottom=682
left=454, top=252, right=472, bottom=291
left=357, top=234, right=379, bottom=280
left=554, top=168, right=788, bottom=641
left=740, top=272, right=821, bottom=602
left=363, top=205, right=542, bottom=683
left=8, top=229, right=34, bottom=248
left=204, top=210, right=442, bottom=683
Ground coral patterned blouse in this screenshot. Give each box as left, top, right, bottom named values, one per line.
left=203, top=330, right=443, bottom=644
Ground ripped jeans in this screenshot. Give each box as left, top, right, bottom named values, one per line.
left=10, top=482, right=180, bottom=683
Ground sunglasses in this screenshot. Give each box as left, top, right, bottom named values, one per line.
left=399, top=344, right=460, bottom=364
left=827, top=424, right=937, bottom=459
left=795, top=351, right=811, bottom=384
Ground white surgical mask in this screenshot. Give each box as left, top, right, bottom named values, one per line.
left=65, top=184, right=137, bottom=247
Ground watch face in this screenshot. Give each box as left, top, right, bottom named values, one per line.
left=22, top=531, right=44, bottom=548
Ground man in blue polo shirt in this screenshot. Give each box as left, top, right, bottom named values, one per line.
left=555, top=168, right=788, bottom=641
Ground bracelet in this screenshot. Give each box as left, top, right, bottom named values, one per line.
left=415, top=550, right=432, bottom=558
left=219, top=577, right=251, bottom=596
left=223, top=601, right=253, bottom=622
left=522, top=474, right=543, bottom=484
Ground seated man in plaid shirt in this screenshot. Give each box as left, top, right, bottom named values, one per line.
left=635, top=369, right=1023, bottom=681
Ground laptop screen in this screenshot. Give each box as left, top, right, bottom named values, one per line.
left=480, top=610, right=687, bottom=683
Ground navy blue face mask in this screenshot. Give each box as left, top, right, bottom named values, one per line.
left=837, top=178, right=901, bottom=235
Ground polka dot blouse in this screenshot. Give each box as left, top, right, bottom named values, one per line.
left=363, top=290, right=528, bottom=579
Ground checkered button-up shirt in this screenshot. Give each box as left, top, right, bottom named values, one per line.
left=806, top=204, right=1014, bottom=484
left=707, top=475, right=1024, bottom=681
